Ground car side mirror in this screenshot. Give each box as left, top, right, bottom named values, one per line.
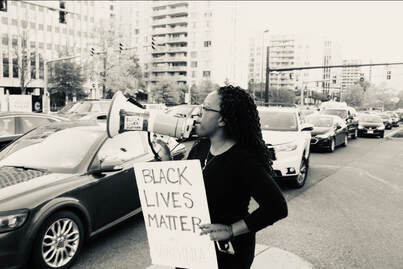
left=301, top=123, right=314, bottom=132
left=89, top=156, right=124, bottom=174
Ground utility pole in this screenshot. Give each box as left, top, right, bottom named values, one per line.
left=264, top=45, right=270, bottom=104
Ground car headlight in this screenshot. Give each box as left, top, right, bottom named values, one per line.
left=0, top=210, right=29, bottom=233
left=275, top=142, right=298, bottom=152
left=358, top=124, right=365, bottom=129
left=377, top=125, right=385, bottom=130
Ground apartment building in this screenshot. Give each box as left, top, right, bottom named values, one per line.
left=323, top=39, right=342, bottom=95
left=341, top=59, right=363, bottom=90
left=149, top=1, right=247, bottom=89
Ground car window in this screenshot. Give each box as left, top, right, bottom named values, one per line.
left=306, top=116, right=333, bottom=127
left=0, top=117, right=16, bottom=137
left=18, top=116, right=55, bottom=134
left=96, top=132, right=148, bottom=164
left=259, top=111, right=298, bottom=131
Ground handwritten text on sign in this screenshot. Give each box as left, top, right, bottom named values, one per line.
left=134, top=160, right=218, bottom=269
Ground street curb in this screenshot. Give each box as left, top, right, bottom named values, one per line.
left=145, top=244, right=314, bottom=269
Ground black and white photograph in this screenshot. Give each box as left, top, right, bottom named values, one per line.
left=0, top=1, right=403, bottom=269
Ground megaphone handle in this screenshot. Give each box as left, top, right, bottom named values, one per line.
left=127, top=97, right=145, bottom=109
left=147, top=131, right=162, bottom=161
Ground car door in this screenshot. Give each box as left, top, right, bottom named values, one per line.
left=0, top=116, right=18, bottom=150
left=87, top=131, right=151, bottom=230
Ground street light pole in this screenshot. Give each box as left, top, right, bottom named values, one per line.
left=260, top=29, right=269, bottom=103
left=265, top=45, right=270, bottom=104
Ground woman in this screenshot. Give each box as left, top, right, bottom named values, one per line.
left=167, top=85, right=288, bottom=269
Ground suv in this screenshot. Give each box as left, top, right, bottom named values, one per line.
left=258, top=106, right=313, bottom=188
left=320, top=106, right=359, bottom=139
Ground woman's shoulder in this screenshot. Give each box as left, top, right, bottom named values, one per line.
left=187, top=138, right=210, bottom=159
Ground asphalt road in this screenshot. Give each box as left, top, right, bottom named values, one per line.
left=73, top=127, right=403, bottom=269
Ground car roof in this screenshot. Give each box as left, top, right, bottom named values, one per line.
left=0, top=112, right=67, bottom=119
left=257, top=106, right=298, bottom=113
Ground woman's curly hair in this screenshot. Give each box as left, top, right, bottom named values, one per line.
left=217, top=85, right=276, bottom=176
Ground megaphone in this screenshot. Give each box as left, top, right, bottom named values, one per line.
left=106, top=91, right=196, bottom=139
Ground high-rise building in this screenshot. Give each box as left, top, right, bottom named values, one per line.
left=341, top=59, right=363, bottom=90
left=322, top=40, right=342, bottom=96
left=149, top=1, right=247, bottom=89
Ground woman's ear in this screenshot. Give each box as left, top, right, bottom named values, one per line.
left=218, top=116, right=226, bottom=127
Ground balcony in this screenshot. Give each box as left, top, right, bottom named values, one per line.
left=152, top=27, right=168, bottom=35
left=152, top=8, right=168, bottom=17
left=168, top=65, right=187, bottom=72
left=166, top=36, right=187, bottom=43
left=166, top=55, right=187, bottom=62
left=167, top=16, right=188, bottom=25
left=167, top=46, right=187, bottom=52
left=152, top=18, right=168, bottom=26
left=168, top=25, right=188, bottom=34
left=150, top=74, right=187, bottom=81
left=168, top=5, right=188, bottom=15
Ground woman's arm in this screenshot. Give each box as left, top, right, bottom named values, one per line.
left=242, top=161, right=288, bottom=233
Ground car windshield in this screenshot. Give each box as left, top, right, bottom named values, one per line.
left=306, top=116, right=333, bottom=127
left=322, top=109, right=348, bottom=119
left=60, top=101, right=110, bottom=114
left=359, top=115, right=382, bottom=123
left=0, top=125, right=103, bottom=173
left=166, top=106, right=194, bottom=118
left=259, top=111, right=298, bottom=131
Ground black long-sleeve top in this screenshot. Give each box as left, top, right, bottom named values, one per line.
left=187, top=139, right=288, bottom=233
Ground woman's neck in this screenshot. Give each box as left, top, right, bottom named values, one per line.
left=209, top=134, right=236, bottom=155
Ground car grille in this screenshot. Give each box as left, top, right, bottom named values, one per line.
left=0, top=167, right=49, bottom=189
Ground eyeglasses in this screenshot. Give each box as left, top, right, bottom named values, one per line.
left=201, top=105, right=220, bottom=113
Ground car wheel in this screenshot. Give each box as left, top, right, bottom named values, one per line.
left=328, top=138, right=335, bottom=152
left=352, top=128, right=358, bottom=139
left=289, top=156, right=308, bottom=188
left=32, top=211, right=84, bottom=269
left=342, top=133, right=348, bottom=147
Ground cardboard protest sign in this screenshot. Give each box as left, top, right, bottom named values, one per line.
left=134, top=160, right=218, bottom=269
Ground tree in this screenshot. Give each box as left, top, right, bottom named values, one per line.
left=12, top=31, right=32, bottom=95
left=150, top=79, right=187, bottom=105
left=190, top=80, right=220, bottom=104
left=270, top=88, right=296, bottom=104
left=90, top=23, right=145, bottom=98
left=341, top=86, right=365, bottom=107
left=48, top=61, right=86, bottom=108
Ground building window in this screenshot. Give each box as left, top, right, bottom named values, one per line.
left=204, top=41, right=211, bottom=47
left=47, top=25, right=52, bottom=32
left=192, top=71, right=196, bottom=78
left=191, top=51, right=197, bottom=58
left=39, top=42, right=44, bottom=49
left=203, top=71, right=210, bottom=77
left=38, top=24, right=44, bottom=31
left=11, top=19, right=18, bottom=26
left=55, top=27, right=60, bottom=33
left=135, top=29, right=139, bottom=35
left=12, top=57, right=18, bottom=78
left=1, top=17, right=8, bottom=25
left=47, top=43, right=52, bottom=50
left=191, top=61, right=197, bottom=68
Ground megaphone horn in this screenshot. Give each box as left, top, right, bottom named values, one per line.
left=106, top=91, right=195, bottom=139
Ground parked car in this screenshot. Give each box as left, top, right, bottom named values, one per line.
left=377, top=113, right=393, bottom=130
left=306, top=114, right=348, bottom=152
left=396, top=108, right=403, bottom=121
left=384, top=111, right=399, bottom=127
left=258, top=106, right=313, bottom=188
left=56, top=99, right=111, bottom=121
left=357, top=113, right=385, bottom=138
left=0, top=112, right=67, bottom=151
left=320, top=106, right=359, bottom=139
left=0, top=120, right=186, bottom=269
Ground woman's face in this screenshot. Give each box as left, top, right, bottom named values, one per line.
left=196, top=91, right=223, bottom=137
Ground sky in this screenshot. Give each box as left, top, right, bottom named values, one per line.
left=232, top=1, right=403, bottom=89
left=236, top=1, right=403, bottom=61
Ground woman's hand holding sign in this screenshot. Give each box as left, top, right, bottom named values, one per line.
left=199, top=223, right=233, bottom=241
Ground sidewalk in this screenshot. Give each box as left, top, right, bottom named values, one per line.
left=146, top=244, right=314, bottom=269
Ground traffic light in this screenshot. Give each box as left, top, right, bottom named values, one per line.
left=387, top=71, right=391, bottom=80
left=119, top=42, right=124, bottom=53
left=0, top=0, right=7, bottom=12
left=151, top=36, right=156, bottom=50
left=90, top=48, right=95, bottom=56
left=59, top=1, right=67, bottom=24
